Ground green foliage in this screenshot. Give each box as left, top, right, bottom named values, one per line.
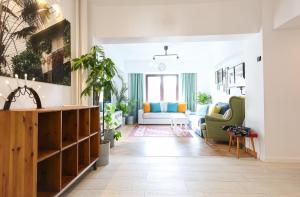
left=104, top=103, right=117, bottom=129
left=114, top=131, right=122, bottom=141
left=197, top=92, right=212, bottom=105
left=128, top=99, right=137, bottom=116
left=72, top=46, right=118, bottom=99
left=11, top=46, right=44, bottom=81
left=118, top=102, right=129, bottom=117
left=104, top=103, right=122, bottom=140
left=0, top=0, right=51, bottom=67
left=113, top=75, right=129, bottom=117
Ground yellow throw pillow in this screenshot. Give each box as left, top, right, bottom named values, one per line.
left=178, top=103, right=187, bottom=113
left=144, top=102, right=151, bottom=113
left=209, top=105, right=222, bottom=115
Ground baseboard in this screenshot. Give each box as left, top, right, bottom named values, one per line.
left=263, top=157, right=300, bottom=163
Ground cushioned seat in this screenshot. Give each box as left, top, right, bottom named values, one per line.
left=143, top=112, right=186, bottom=119
left=201, top=123, right=206, bottom=130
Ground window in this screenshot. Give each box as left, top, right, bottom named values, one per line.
left=146, top=74, right=178, bottom=102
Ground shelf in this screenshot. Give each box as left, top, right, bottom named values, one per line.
left=38, top=149, right=60, bottom=162
left=37, top=154, right=61, bottom=195
left=79, top=135, right=89, bottom=142
left=37, top=192, right=57, bottom=197
left=90, top=131, right=99, bottom=137
left=38, top=112, right=61, bottom=152
left=78, top=139, right=90, bottom=174
left=62, top=176, right=75, bottom=188
left=90, top=134, right=99, bottom=163
left=62, top=146, right=77, bottom=189
left=79, top=109, right=90, bottom=138
left=62, top=140, right=77, bottom=150
left=62, top=110, right=78, bottom=146
left=90, top=107, right=100, bottom=133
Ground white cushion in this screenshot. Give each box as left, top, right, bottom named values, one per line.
left=143, top=112, right=186, bottom=119
left=223, top=109, right=232, bottom=120
left=160, top=102, right=168, bottom=112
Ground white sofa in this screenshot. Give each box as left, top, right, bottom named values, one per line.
left=138, top=102, right=189, bottom=125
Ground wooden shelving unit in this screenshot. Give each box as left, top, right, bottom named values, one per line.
left=0, top=106, right=100, bottom=197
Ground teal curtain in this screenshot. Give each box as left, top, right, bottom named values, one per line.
left=128, top=73, right=144, bottom=123
left=181, top=73, right=197, bottom=112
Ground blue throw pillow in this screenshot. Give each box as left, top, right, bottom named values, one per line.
left=150, top=103, right=161, bottom=112
left=216, top=102, right=230, bottom=115
left=167, top=102, right=178, bottom=112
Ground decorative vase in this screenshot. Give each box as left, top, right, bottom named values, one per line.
left=104, top=129, right=115, bottom=148
left=97, top=140, right=110, bottom=166
left=127, top=116, right=134, bottom=125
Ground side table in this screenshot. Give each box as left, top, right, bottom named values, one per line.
left=228, top=131, right=258, bottom=159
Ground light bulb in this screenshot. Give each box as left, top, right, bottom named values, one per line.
left=24, top=73, right=28, bottom=85
left=5, top=80, right=13, bottom=91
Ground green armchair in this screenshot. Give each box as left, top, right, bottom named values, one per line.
left=202, top=96, right=245, bottom=142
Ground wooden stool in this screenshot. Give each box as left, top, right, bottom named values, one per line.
left=228, top=131, right=258, bottom=159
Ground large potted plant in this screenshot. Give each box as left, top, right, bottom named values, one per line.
left=104, top=103, right=122, bottom=148
left=72, top=45, right=118, bottom=166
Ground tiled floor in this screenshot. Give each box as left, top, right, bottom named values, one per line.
left=64, top=126, right=300, bottom=197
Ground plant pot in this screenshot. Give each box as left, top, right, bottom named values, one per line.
left=104, top=129, right=115, bottom=148
left=127, top=116, right=134, bottom=125
left=122, top=117, right=126, bottom=126
left=97, top=140, right=110, bottom=166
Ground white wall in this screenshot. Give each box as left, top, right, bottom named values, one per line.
left=0, top=0, right=76, bottom=109
left=273, top=0, right=300, bottom=29
left=262, top=0, right=300, bottom=162
left=244, top=33, right=265, bottom=160
left=89, top=0, right=261, bottom=39
left=211, top=41, right=246, bottom=103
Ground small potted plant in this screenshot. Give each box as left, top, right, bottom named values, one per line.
left=196, top=92, right=212, bottom=115
left=113, top=76, right=129, bottom=125
left=126, top=99, right=136, bottom=125
left=119, top=102, right=129, bottom=125
left=104, top=103, right=122, bottom=148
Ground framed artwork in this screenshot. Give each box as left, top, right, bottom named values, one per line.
left=228, top=67, right=235, bottom=87
left=0, top=1, right=71, bottom=86
left=215, top=68, right=223, bottom=85
left=234, top=63, right=245, bottom=81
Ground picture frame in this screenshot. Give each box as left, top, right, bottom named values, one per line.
left=228, top=67, right=235, bottom=87
left=215, top=68, right=223, bottom=85
left=234, top=63, right=245, bottom=81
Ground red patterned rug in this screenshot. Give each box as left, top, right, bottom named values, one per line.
left=130, top=125, right=193, bottom=137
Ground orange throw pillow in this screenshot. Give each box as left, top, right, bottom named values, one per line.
left=178, top=103, right=187, bottom=113
left=144, top=102, right=151, bottom=113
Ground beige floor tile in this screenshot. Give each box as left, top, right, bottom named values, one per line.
left=145, top=191, right=205, bottom=197
left=64, top=126, right=300, bottom=197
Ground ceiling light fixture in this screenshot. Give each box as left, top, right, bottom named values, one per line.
left=153, top=45, right=179, bottom=60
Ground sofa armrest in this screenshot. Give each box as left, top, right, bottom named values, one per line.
left=138, top=109, right=144, bottom=124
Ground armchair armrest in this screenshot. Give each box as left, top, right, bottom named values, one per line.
left=205, top=115, right=226, bottom=122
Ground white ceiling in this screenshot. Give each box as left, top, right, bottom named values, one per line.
left=88, top=0, right=239, bottom=6
left=101, top=35, right=249, bottom=73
